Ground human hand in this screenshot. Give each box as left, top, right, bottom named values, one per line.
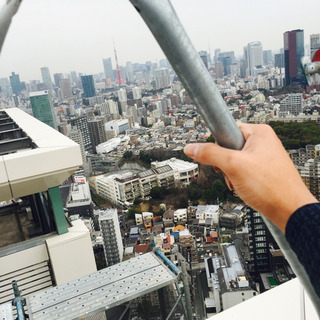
left=184, top=123, right=318, bottom=232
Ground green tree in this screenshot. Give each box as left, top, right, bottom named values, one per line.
left=179, top=197, right=188, bottom=208
left=150, top=186, right=167, bottom=199
left=123, top=151, right=133, bottom=159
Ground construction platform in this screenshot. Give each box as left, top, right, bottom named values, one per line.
left=3, top=252, right=179, bottom=320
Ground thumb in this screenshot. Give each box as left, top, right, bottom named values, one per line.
left=184, top=143, right=235, bottom=169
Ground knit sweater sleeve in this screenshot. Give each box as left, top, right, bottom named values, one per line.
left=285, top=202, right=320, bottom=297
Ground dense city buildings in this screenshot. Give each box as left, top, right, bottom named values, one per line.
left=1, top=17, right=320, bottom=318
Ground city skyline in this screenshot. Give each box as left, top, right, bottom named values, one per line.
left=0, top=0, right=319, bottom=82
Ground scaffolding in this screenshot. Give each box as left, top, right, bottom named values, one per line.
left=1, top=251, right=192, bottom=320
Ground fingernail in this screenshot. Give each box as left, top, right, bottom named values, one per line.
left=184, top=144, right=198, bottom=158
left=225, top=179, right=234, bottom=191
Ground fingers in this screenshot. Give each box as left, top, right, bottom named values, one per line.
left=184, top=143, right=235, bottom=168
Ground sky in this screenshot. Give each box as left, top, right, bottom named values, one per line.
left=0, top=0, right=319, bottom=82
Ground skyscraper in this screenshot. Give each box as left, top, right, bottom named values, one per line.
left=246, top=42, right=263, bottom=76
left=53, top=73, right=63, bottom=88
left=283, top=29, right=304, bottom=86
left=310, top=34, right=320, bottom=59
left=274, top=53, right=284, bottom=68
left=29, top=90, right=55, bottom=128
left=217, top=51, right=235, bottom=75
left=81, top=75, right=96, bottom=98
left=102, top=58, right=113, bottom=80
left=263, top=50, right=272, bottom=65
left=126, top=61, right=134, bottom=83
left=199, top=50, right=208, bottom=69
left=9, top=72, right=21, bottom=95
left=40, top=67, right=53, bottom=91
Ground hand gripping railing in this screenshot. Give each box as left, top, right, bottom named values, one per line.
left=129, top=0, right=320, bottom=317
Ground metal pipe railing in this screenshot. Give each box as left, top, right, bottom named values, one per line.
left=130, top=0, right=244, bottom=151
left=129, top=0, right=320, bottom=317
left=0, top=0, right=22, bottom=54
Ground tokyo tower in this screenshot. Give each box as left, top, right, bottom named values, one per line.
left=114, top=42, right=125, bottom=85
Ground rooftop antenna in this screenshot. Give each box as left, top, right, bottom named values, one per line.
left=113, top=41, right=125, bottom=85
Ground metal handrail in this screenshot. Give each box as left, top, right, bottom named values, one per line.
left=129, top=0, right=320, bottom=317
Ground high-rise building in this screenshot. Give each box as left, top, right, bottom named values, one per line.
left=246, top=42, right=263, bottom=76
left=283, top=29, right=304, bottom=86
left=126, top=61, right=134, bottom=83
left=214, top=48, right=221, bottom=63
left=53, top=73, right=63, bottom=88
left=29, top=90, right=55, bottom=128
left=81, top=75, right=96, bottom=98
left=88, top=118, right=107, bottom=152
left=59, top=78, right=72, bottom=100
left=215, top=61, right=224, bottom=78
left=217, top=51, right=235, bottom=75
left=199, top=50, right=208, bottom=69
left=69, top=116, right=93, bottom=154
left=310, top=34, right=320, bottom=59
left=132, top=86, right=142, bottom=99
left=67, top=127, right=86, bottom=164
left=154, top=68, right=170, bottom=89
left=40, top=67, right=53, bottom=91
left=263, top=50, right=272, bottom=65
left=9, top=72, right=21, bottom=95
left=246, top=208, right=274, bottom=278
left=274, top=53, right=284, bottom=68
left=118, top=88, right=127, bottom=102
left=103, top=58, right=114, bottom=80
left=98, top=208, right=123, bottom=267
left=70, top=71, right=78, bottom=84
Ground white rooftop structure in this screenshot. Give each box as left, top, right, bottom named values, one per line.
left=152, top=157, right=196, bottom=171
left=29, top=90, right=49, bottom=97
left=96, top=137, right=121, bottom=154
left=0, top=108, right=82, bottom=202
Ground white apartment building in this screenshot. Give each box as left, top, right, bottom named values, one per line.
left=93, top=160, right=194, bottom=206
left=279, top=93, right=303, bottom=116
left=98, top=208, right=123, bottom=266
left=105, top=119, right=129, bottom=135
left=151, top=158, right=199, bottom=186
left=142, top=211, right=153, bottom=221
left=118, top=88, right=127, bottom=102
left=196, top=205, right=220, bottom=224
left=174, top=209, right=187, bottom=222
left=132, top=86, right=142, bottom=99
left=135, top=213, right=143, bottom=225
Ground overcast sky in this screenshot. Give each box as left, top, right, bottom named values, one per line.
left=0, top=0, right=319, bottom=82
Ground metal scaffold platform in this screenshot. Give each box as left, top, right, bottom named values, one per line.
left=21, top=252, right=179, bottom=320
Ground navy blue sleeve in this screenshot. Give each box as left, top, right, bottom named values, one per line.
left=285, top=202, right=320, bottom=297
